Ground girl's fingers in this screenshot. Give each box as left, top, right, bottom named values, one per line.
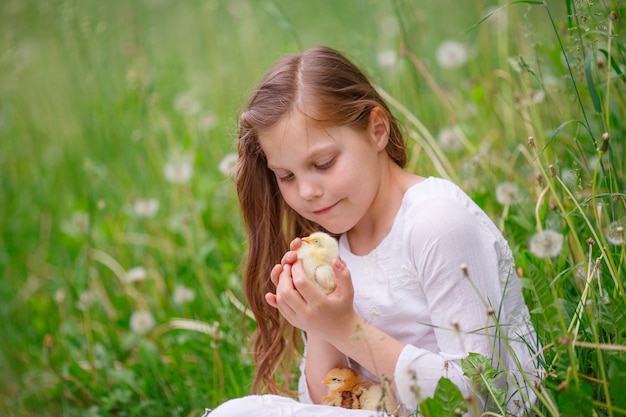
left=265, top=292, right=278, bottom=308
left=281, top=250, right=298, bottom=265
left=270, top=263, right=282, bottom=286
left=331, top=258, right=354, bottom=296
left=289, top=237, right=302, bottom=251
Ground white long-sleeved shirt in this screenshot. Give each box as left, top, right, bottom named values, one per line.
left=298, top=177, right=539, bottom=416
left=210, top=177, right=540, bottom=417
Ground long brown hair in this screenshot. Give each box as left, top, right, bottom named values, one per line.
left=236, top=46, right=406, bottom=394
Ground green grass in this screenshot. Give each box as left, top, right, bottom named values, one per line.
left=1, top=0, right=625, bottom=416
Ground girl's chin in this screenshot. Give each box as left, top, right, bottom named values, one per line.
left=316, top=221, right=350, bottom=236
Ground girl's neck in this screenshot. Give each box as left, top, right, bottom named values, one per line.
left=347, top=165, right=423, bottom=255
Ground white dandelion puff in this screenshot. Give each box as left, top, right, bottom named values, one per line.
left=561, top=168, right=578, bottom=189
left=60, top=211, right=90, bottom=237
left=529, top=230, right=564, bottom=258
left=174, top=92, right=200, bottom=115
left=604, top=220, right=625, bottom=245
left=437, top=127, right=463, bottom=152
left=496, top=182, right=521, bottom=205
left=508, top=56, right=524, bottom=73
left=164, top=152, right=194, bottom=184
left=377, top=49, right=398, bottom=69
left=173, top=284, right=196, bottom=304
left=436, top=40, right=469, bottom=69
left=218, top=153, right=239, bottom=177
left=130, top=310, right=156, bottom=335
left=76, top=291, right=95, bottom=311
left=54, top=289, right=66, bottom=304
left=485, top=6, right=508, bottom=32
left=519, top=89, right=546, bottom=107
left=167, top=212, right=191, bottom=233
left=125, top=266, right=148, bottom=283
left=133, top=198, right=159, bottom=218
left=198, top=112, right=218, bottom=132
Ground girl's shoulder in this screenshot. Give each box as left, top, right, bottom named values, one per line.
left=402, top=176, right=472, bottom=210
left=399, top=177, right=501, bottom=238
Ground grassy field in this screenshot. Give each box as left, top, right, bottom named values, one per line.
left=1, top=0, right=625, bottom=416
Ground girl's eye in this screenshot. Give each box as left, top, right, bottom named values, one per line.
left=277, top=172, right=294, bottom=182
left=315, top=158, right=335, bottom=170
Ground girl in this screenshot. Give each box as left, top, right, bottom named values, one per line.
left=210, top=46, right=539, bottom=416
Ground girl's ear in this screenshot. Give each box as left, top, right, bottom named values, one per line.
left=368, top=106, right=390, bottom=151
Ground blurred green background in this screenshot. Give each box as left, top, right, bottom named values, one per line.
left=3, top=0, right=625, bottom=416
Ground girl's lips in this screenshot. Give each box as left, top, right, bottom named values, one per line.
left=313, top=201, right=339, bottom=215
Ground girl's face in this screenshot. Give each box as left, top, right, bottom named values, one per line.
left=258, top=109, right=388, bottom=235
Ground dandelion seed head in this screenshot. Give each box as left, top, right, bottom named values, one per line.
left=530, top=89, right=545, bottom=104
left=130, top=310, right=156, bottom=335
left=377, top=49, right=398, bottom=69
left=218, top=153, right=239, bottom=178
left=436, top=40, right=469, bottom=69
left=529, top=229, right=564, bottom=258
left=495, top=182, right=521, bottom=205
left=485, top=6, right=508, bottom=31
left=164, top=152, right=194, bottom=184
left=126, top=266, right=148, bottom=283
left=508, top=56, right=524, bottom=73
left=561, top=168, right=578, bottom=189
left=198, top=112, right=218, bottom=132
left=173, top=284, right=196, bottom=304
left=54, top=289, right=66, bottom=304
left=76, top=291, right=94, bottom=311
left=61, top=211, right=90, bottom=237
left=437, top=127, right=463, bottom=152
left=167, top=213, right=190, bottom=233
left=605, top=220, right=625, bottom=245
left=133, top=198, right=159, bottom=218
left=379, top=15, right=399, bottom=39
left=174, top=92, right=200, bottom=115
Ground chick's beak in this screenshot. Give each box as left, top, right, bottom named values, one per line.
left=301, top=237, right=311, bottom=244
left=322, top=377, right=330, bottom=385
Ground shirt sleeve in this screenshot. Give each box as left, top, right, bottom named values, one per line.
left=394, top=196, right=507, bottom=410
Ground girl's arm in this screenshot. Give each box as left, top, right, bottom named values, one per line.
left=266, top=241, right=348, bottom=404
left=299, top=333, right=349, bottom=404
left=272, top=259, right=405, bottom=386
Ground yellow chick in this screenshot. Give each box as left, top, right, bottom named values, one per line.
left=322, top=367, right=371, bottom=409
left=358, top=380, right=400, bottom=413
left=322, top=367, right=400, bottom=413
left=296, top=232, right=339, bottom=294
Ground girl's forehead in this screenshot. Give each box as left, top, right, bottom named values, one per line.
left=260, top=111, right=328, bottom=147
left=259, top=113, right=342, bottom=168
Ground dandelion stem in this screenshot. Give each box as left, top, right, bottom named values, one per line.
left=534, top=185, right=550, bottom=232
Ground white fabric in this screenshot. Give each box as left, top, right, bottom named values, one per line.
left=211, top=177, right=539, bottom=416
left=208, top=395, right=391, bottom=417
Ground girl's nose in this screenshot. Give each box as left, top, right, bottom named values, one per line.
left=298, top=178, right=322, bottom=200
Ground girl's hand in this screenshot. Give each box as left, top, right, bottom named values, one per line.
left=266, top=256, right=358, bottom=338
left=267, top=237, right=301, bottom=290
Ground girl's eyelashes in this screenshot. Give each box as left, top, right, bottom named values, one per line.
left=315, top=158, right=335, bottom=170
left=273, top=157, right=336, bottom=182
left=277, top=172, right=294, bottom=182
